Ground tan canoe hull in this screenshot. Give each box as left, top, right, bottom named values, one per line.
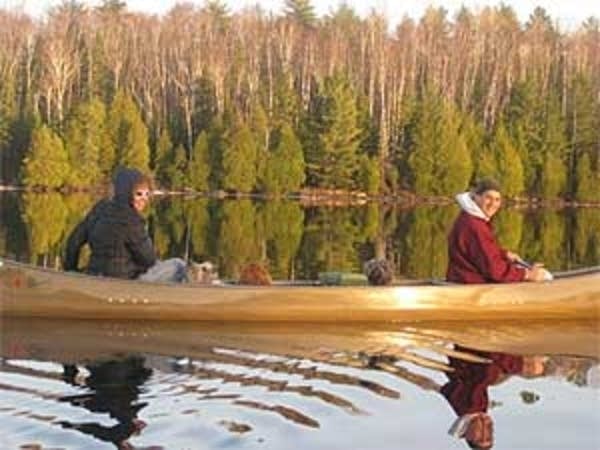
left=1, top=259, right=599, bottom=322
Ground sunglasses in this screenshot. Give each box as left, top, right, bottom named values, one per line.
left=134, top=190, right=151, bottom=198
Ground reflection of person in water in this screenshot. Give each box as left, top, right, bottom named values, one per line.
left=58, top=355, right=152, bottom=450
left=441, top=346, right=545, bottom=449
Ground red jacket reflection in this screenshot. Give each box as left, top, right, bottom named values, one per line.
left=446, top=212, right=526, bottom=284
left=441, top=346, right=524, bottom=415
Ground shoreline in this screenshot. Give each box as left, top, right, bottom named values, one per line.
left=2, top=184, right=600, bottom=208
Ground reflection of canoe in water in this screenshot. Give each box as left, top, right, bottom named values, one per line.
left=1, top=259, right=599, bottom=322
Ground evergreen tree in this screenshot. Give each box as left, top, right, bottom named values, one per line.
left=64, top=97, right=109, bottom=187
left=505, top=80, right=545, bottom=196
left=154, top=128, right=173, bottom=187
left=357, top=155, right=380, bottom=195
left=22, top=124, right=70, bottom=188
left=250, top=101, right=270, bottom=188
left=222, top=121, right=258, bottom=192
left=188, top=131, right=211, bottom=192
left=284, top=0, right=317, bottom=26
left=108, top=90, right=150, bottom=172
left=304, top=73, right=362, bottom=189
left=540, top=95, right=567, bottom=198
left=408, top=90, right=472, bottom=195
left=263, top=123, right=305, bottom=194
left=487, top=122, right=525, bottom=198
left=568, top=74, right=600, bottom=195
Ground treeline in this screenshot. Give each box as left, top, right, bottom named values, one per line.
left=2, top=194, right=599, bottom=279
left=0, top=0, right=599, bottom=200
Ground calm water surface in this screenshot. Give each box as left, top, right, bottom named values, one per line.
left=1, top=193, right=600, bottom=449
left=1, top=319, right=599, bottom=450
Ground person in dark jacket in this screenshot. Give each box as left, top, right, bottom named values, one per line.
left=446, top=178, right=550, bottom=284
left=64, top=167, right=187, bottom=282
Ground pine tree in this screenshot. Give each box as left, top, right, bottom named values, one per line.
left=250, top=101, right=270, bottom=188
left=569, top=74, right=600, bottom=196
left=188, top=131, right=211, bottom=192
left=222, top=121, right=258, bottom=192
left=166, top=144, right=188, bottom=189
left=154, top=128, right=173, bottom=187
left=540, top=95, right=567, bottom=198
left=108, top=90, right=150, bottom=172
left=64, top=98, right=109, bottom=187
left=505, top=80, right=545, bottom=196
left=488, top=122, right=525, bottom=198
left=22, top=124, right=70, bottom=188
left=263, top=123, right=305, bottom=194
left=284, top=0, right=317, bottom=26
left=408, top=91, right=472, bottom=195
left=304, top=73, right=362, bottom=189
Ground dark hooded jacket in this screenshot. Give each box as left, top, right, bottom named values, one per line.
left=64, top=168, right=157, bottom=279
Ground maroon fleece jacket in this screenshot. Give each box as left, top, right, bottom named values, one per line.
left=446, top=211, right=526, bottom=283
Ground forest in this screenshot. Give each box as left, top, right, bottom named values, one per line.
left=0, top=0, right=599, bottom=200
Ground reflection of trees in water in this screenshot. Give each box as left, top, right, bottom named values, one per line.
left=217, top=199, right=263, bottom=277
left=401, top=206, right=455, bottom=279
left=22, top=192, right=69, bottom=266
left=574, top=209, right=600, bottom=267
left=1, top=332, right=598, bottom=447
left=7, top=192, right=600, bottom=277
left=494, top=209, right=524, bottom=255
left=261, top=201, right=304, bottom=279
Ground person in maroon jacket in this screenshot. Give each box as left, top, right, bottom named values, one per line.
left=442, top=346, right=546, bottom=449
left=446, top=178, right=549, bottom=283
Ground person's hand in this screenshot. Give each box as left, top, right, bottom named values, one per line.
left=525, top=263, right=546, bottom=282
left=522, top=356, right=547, bottom=377
left=505, top=251, right=521, bottom=262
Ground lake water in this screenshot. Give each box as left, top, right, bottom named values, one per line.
left=1, top=192, right=599, bottom=449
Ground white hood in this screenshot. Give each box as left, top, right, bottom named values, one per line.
left=455, top=192, right=489, bottom=221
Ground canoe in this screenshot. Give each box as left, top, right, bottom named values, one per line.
left=1, top=258, right=599, bottom=322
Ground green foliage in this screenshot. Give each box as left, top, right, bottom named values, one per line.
left=167, top=144, right=189, bottom=189
left=108, top=90, right=150, bottom=172
left=297, top=208, right=362, bottom=276
left=188, top=131, right=211, bottom=192
left=217, top=200, right=262, bottom=277
left=505, top=80, right=545, bottom=196
left=304, top=73, right=362, bottom=189
left=64, top=98, right=109, bottom=187
left=262, top=201, right=304, bottom=278
left=250, top=101, right=270, bottom=186
left=484, top=122, right=525, bottom=198
left=575, top=153, right=600, bottom=202
left=540, top=95, right=567, bottom=198
left=222, top=121, right=258, bottom=192
left=22, top=124, right=70, bottom=188
left=574, top=209, right=600, bottom=265
left=22, top=192, right=69, bottom=258
left=284, top=0, right=317, bottom=26
left=263, top=123, right=305, bottom=194
left=357, top=155, right=381, bottom=195
left=540, top=210, right=566, bottom=269
left=154, top=128, right=173, bottom=187
left=494, top=209, right=524, bottom=253
left=408, top=91, right=472, bottom=195
left=185, top=198, right=210, bottom=259
left=403, top=206, right=455, bottom=278
left=569, top=74, right=600, bottom=195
